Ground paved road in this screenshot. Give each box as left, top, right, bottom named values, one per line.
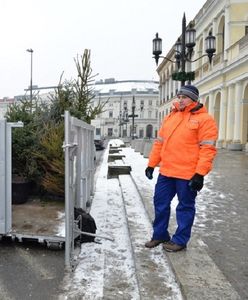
left=194, top=149, right=248, bottom=299
left=0, top=239, right=64, bottom=299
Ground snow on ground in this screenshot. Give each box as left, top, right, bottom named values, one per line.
left=59, top=139, right=183, bottom=299
left=59, top=142, right=138, bottom=299
left=57, top=138, right=231, bottom=299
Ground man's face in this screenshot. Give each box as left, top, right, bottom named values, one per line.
left=177, top=95, right=193, bottom=110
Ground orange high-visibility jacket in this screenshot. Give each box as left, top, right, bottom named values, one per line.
left=148, top=101, right=218, bottom=180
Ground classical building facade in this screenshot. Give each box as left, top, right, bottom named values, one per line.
left=157, top=0, right=248, bottom=150
left=91, top=79, right=159, bottom=139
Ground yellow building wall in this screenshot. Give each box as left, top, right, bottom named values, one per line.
left=225, top=64, right=248, bottom=82
left=198, top=64, right=248, bottom=95
left=230, top=4, right=248, bottom=45
left=200, top=76, right=224, bottom=95
left=230, top=3, right=248, bottom=21
left=230, top=27, right=245, bottom=45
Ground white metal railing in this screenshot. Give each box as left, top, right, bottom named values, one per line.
left=63, top=111, right=95, bottom=269
left=0, top=119, right=23, bottom=234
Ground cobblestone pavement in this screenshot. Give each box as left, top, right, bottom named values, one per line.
left=194, top=149, right=248, bottom=299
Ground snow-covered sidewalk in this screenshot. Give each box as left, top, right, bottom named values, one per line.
left=59, top=140, right=182, bottom=300
left=59, top=139, right=240, bottom=300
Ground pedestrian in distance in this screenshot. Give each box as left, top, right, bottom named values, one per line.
left=145, top=84, right=218, bottom=252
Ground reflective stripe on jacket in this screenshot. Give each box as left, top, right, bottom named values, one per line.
left=148, top=101, right=218, bottom=180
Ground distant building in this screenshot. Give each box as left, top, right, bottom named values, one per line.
left=0, top=94, right=35, bottom=118
left=91, top=78, right=159, bottom=139
left=0, top=97, right=15, bottom=118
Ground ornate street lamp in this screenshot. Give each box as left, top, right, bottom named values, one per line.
left=128, top=96, right=138, bottom=140
left=119, top=103, right=129, bottom=138
left=152, top=14, right=216, bottom=86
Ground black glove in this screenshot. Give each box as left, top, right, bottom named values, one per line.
left=189, top=173, right=204, bottom=191
left=145, top=167, right=154, bottom=180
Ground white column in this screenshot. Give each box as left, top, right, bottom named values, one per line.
left=159, top=84, right=162, bottom=103
left=202, top=30, right=207, bottom=65
left=224, top=5, right=230, bottom=61
left=168, top=78, right=171, bottom=100
left=226, top=84, right=235, bottom=141
left=229, top=81, right=243, bottom=150
left=208, top=91, right=215, bottom=117
left=212, top=17, right=217, bottom=37
left=163, top=82, right=166, bottom=101
left=234, top=82, right=242, bottom=142
left=161, top=83, right=164, bottom=102
left=165, top=80, right=168, bottom=102
left=217, top=87, right=227, bottom=147
left=172, top=77, right=176, bottom=96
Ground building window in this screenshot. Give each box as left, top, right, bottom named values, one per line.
left=246, top=26, right=248, bottom=35
left=140, top=100, right=144, bottom=110
left=108, top=128, right=113, bottom=136
left=148, top=111, right=152, bottom=118
left=149, top=100, right=152, bottom=106
left=96, top=128, right=101, bottom=136
left=109, top=111, right=113, bottom=118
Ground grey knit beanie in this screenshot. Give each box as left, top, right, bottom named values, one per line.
left=177, top=85, right=199, bottom=101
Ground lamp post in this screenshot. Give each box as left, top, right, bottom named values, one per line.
left=26, top=48, right=33, bottom=106
left=152, top=13, right=216, bottom=86
left=128, top=96, right=138, bottom=140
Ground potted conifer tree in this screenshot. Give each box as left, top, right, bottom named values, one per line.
left=5, top=99, right=42, bottom=204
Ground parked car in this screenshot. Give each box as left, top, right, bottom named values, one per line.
left=94, top=138, right=105, bottom=150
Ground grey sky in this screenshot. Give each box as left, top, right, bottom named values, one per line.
left=1, top=0, right=206, bottom=98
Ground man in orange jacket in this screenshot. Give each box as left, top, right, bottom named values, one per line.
left=145, top=85, right=218, bottom=252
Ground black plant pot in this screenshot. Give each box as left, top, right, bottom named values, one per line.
left=12, top=180, right=32, bottom=204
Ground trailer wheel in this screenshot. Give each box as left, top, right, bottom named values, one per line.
left=46, top=241, right=63, bottom=250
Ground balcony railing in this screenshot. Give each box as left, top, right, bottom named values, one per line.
left=212, top=53, right=222, bottom=66
left=194, top=52, right=223, bottom=80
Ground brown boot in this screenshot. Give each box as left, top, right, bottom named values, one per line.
left=163, top=241, right=186, bottom=252
left=145, top=239, right=165, bottom=248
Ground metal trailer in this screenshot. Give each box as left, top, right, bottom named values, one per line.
left=0, top=111, right=96, bottom=270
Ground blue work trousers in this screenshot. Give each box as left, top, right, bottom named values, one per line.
left=152, top=174, right=197, bottom=246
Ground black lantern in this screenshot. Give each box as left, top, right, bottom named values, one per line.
left=174, top=38, right=182, bottom=69
left=205, top=32, right=216, bottom=63
left=152, top=33, right=162, bottom=65
left=185, top=22, right=196, bottom=59
left=152, top=13, right=216, bottom=86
